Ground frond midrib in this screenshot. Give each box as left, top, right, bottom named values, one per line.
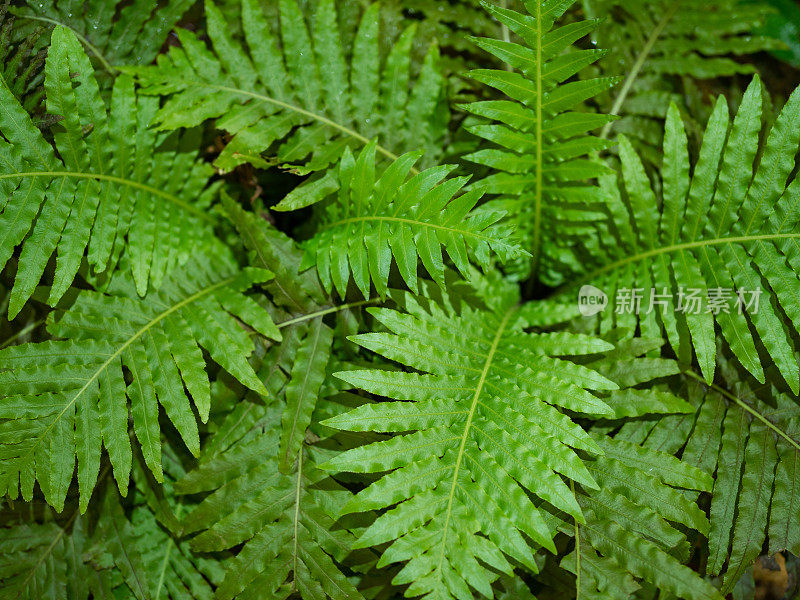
left=434, top=306, right=515, bottom=581
left=319, top=215, right=512, bottom=246
left=16, top=276, right=235, bottom=465
left=0, top=171, right=213, bottom=222
left=142, top=78, right=419, bottom=174
left=570, top=231, right=800, bottom=289
left=600, top=2, right=680, bottom=139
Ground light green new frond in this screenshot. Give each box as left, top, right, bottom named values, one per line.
left=0, top=26, right=217, bottom=316
left=320, top=282, right=619, bottom=599
left=567, top=78, right=800, bottom=392
left=13, top=0, right=193, bottom=72
left=460, top=0, right=618, bottom=284
left=129, top=0, right=448, bottom=189
left=0, top=249, right=279, bottom=513
left=300, top=142, right=526, bottom=299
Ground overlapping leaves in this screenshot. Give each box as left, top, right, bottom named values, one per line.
left=302, top=142, right=525, bottom=299
left=131, top=0, right=449, bottom=204
left=0, top=248, right=279, bottom=512
left=568, top=77, right=800, bottom=394
left=322, top=282, right=620, bottom=599
left=0, top=27, right=217, bottom=315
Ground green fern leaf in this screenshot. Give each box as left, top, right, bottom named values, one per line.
left=0, top=248, right=279, bottom=512
left=300, top=142, right=525, bottom=298
left=129, top=0, right=448, bottom=186
left=460, top=0, right=618, bottom=283
left=0, top=515, right=92, bottom=599
left=0, top=26, right=217, bottom=315
left=320, top=281, right=620, bottom=599
left=566, top=77, right=800, bottom=392
left=177, top=395, right=366, bottom=600
left=12, top=0, right=193, bottom=72
left=585, top=0, right=783, bottom=154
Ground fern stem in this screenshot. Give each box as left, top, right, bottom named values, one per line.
left=277, top=300, right=376, bottom=329
left=435, top=307, right=514, bottom=581
left=500, top=0, right=512, bottom=72
left=291, top=448, right=304, bottom=592
left=154, top=512, right=180, bottom=600
left=13, top=13, right=117, bottom=75
left=571, top=479, right=581, bottom=600
left=151, top=81, right=418, bottom=174
left=531, top=0, right=544, bottom=277
left=600, top=2, right=680, bottom=139
left=685, top=371, right=800, bottom=452
left=0, top=318, right=45, bottom=349
left=0, top=171, right=214, bottom=222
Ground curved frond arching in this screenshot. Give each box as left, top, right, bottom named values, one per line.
left=0, top=26, right=217, bottom=315
left=0, top=248, right=279, bottom=512
left=130, top=0, right=449, bottom=186
left=460, top=0, right=618, bottom=284
left=564, top=77, right=800, bottom=393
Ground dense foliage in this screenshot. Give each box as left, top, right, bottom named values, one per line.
left=0, top=1, right=799, bottom=599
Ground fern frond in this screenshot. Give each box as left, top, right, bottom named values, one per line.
left=679, top=358, right=800, bottom=595
left=0, top=247, right=279, bottom=512
left=460, top=0, right=618, bottom=283
left=0, top=27, right=217, bottom=315
left=130, top=0, right=449, bottom=187
left=299, top=142, right=525, bottom=298
left=176, top=393, right=367, bottom=600
left=0, top=513, right=92, bottom=599
left=0, top=2, right=46, bottom=112
left=12, top=0, right=193, bottom=72
left=320, top=280, right=621, bottom=599
left=585, top=0, right=782, bottom=155
left=566, top=77, right=800, bottom=393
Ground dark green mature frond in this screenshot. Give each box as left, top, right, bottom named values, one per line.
left=553, top=338, right=720, bottom=600
left=299, top=142, right=525, bottom=299
left=0, top=248, right=279, bottom=513
left=669, top=360, right=800, bottom=596
left=0, top=513, right=93, bottom=599
left=565, top=77, right=800, bottom=393
left=568, top=434, right=719, bottom=600
left=379, top=0, right=522, bottom=73
left=460, top=0, right=617, bottom=284
left=584, top=0, right=782, bottom=158
left=321, top=280, right=621, bottom=599
left=0, top=26, right=217, bottom=316
left=12, top=0, right=193, bottom=72
left=0, top=2, right=46, bottom=113
left=177, top=395, right=367, bottom=600
left=130, top=0, right=449, bottom=190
